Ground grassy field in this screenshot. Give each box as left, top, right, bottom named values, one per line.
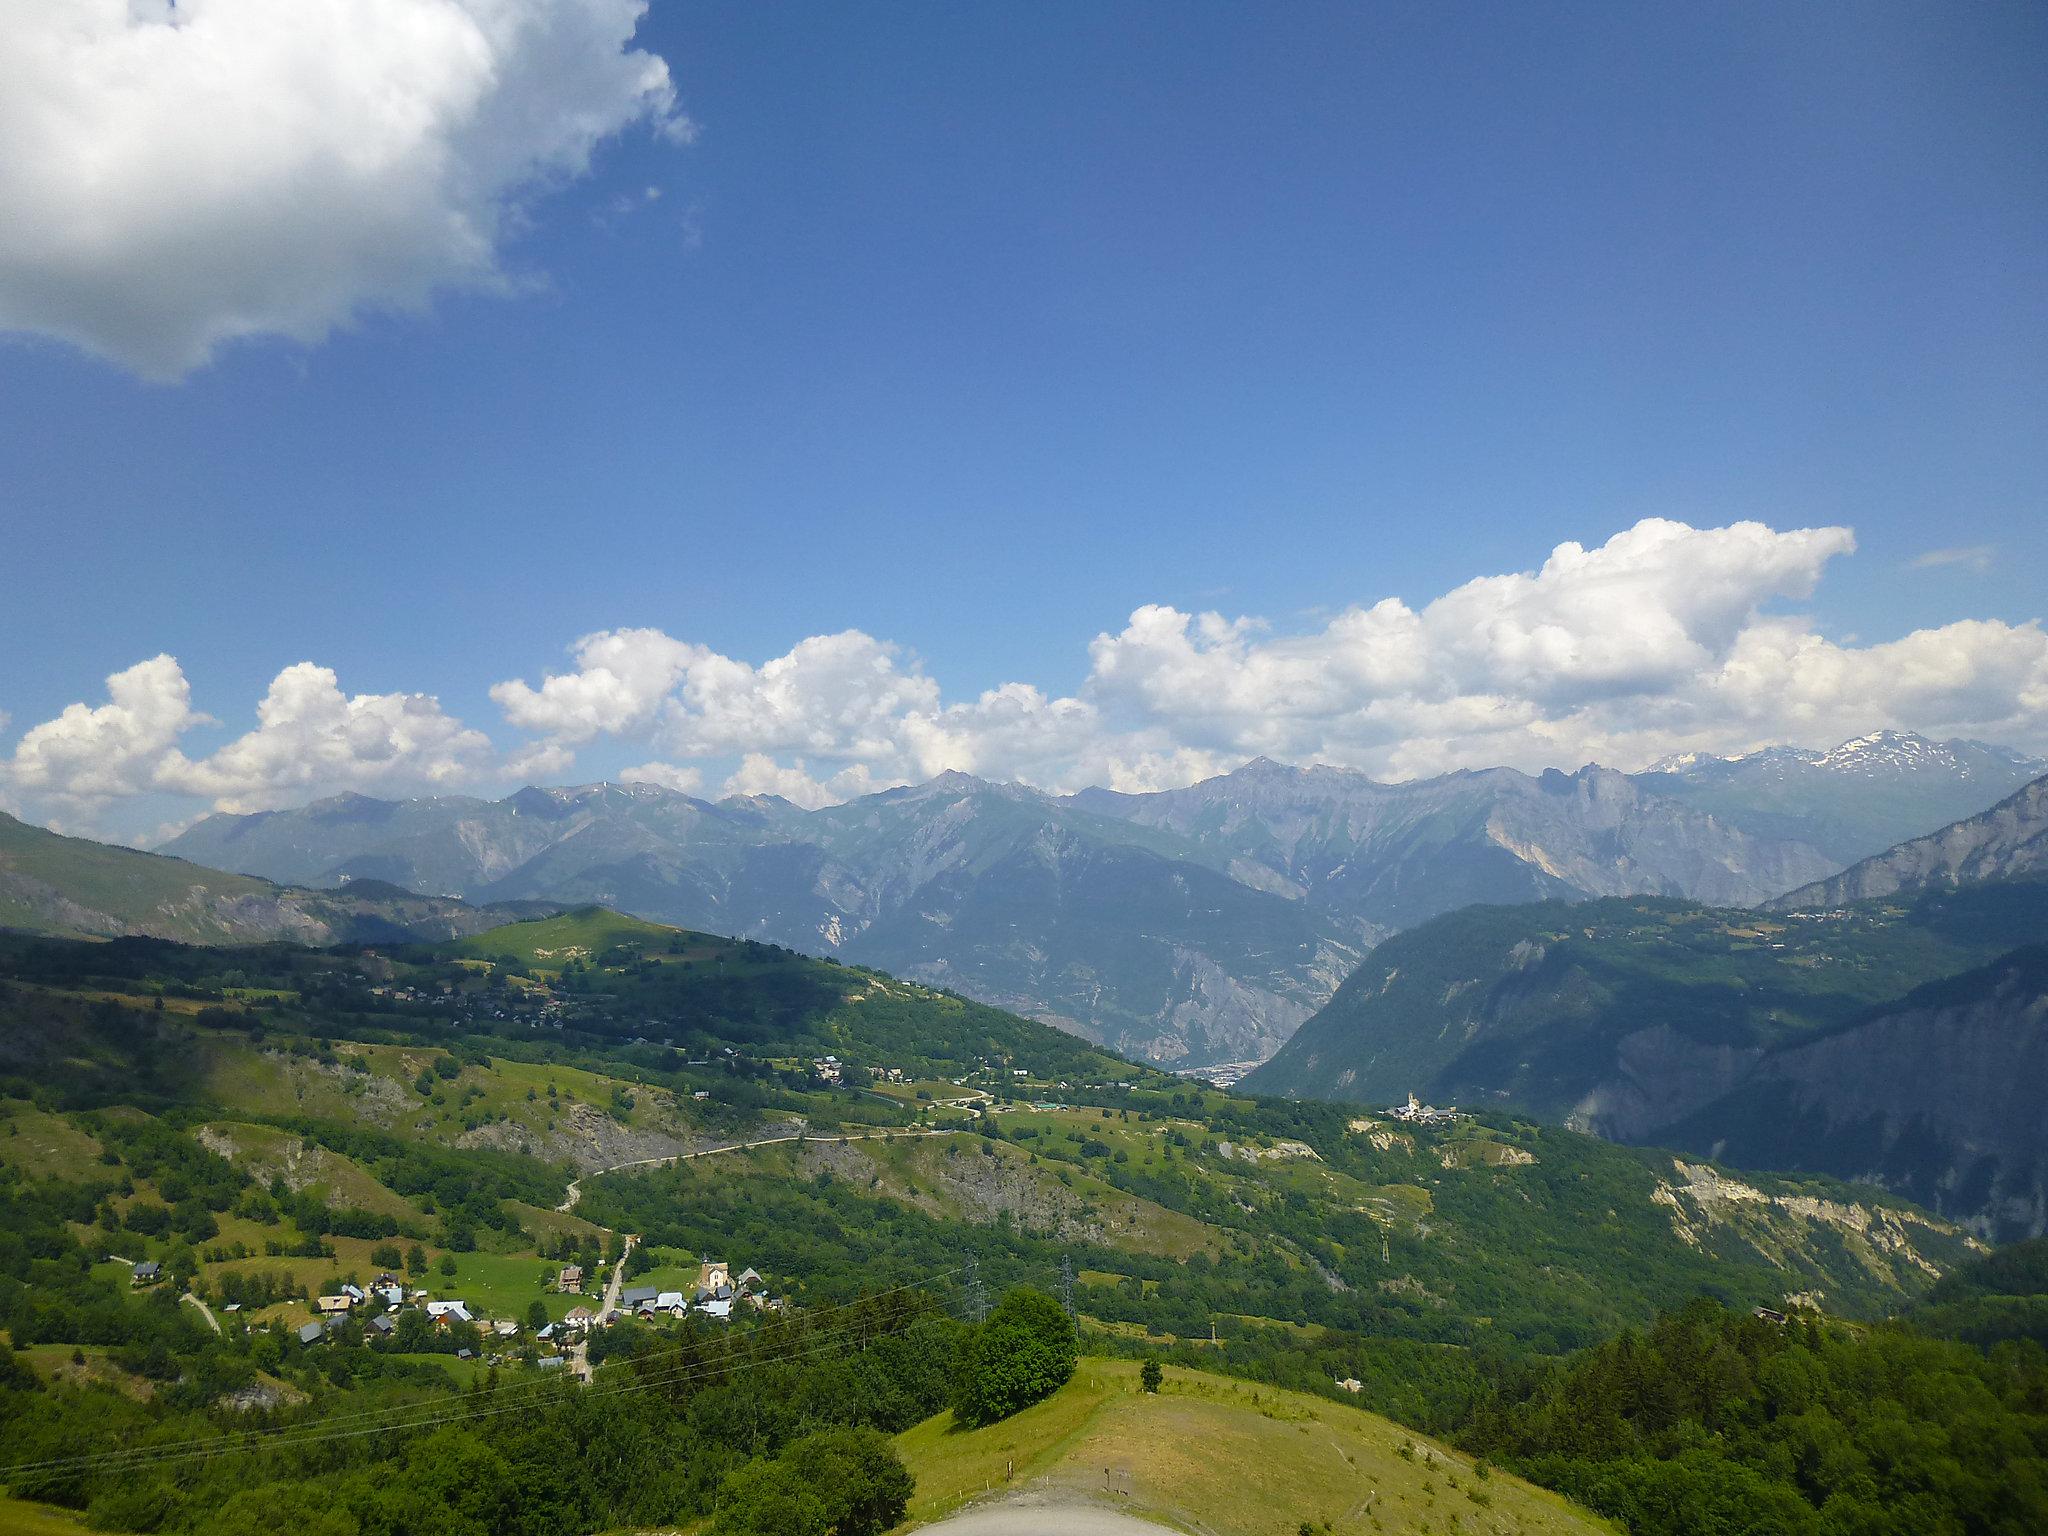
left=0, top=1498, right=92, bottom=1536
left=18, top=1344, right=156, bottom=1400
left=431, top=1250, right=565, bottom=1319
left=198, top=1121, right=422, bottom=1222
left=450, top=908, right=686, bottom=969
left=894, top=1359, right=1614, bottom=1536
left=0, top=1103, right=105, bottom=1181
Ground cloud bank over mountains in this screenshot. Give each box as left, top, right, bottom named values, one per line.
left=5, top=519, right=2046, bottom=835
left=0, top=0, right=684, bottom=378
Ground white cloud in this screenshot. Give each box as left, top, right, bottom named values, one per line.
left=720, top=753, right=879, bottom=809
left=1909, top=544, right=1996, bottom=574
left=619, top=760, right=703, bottom=795
left=161, top=662, right=494, bottom=812
left=10, top=519, right=2048, bottom=835
left=0, top=0, right=685, bottom=379
left=2, top=656, right=493, bottom=822
left=492, top=627, right=701, bottom=743
left=489, top=518, right=2048, bottom=798
left=3, top=655, right=210, bottom=805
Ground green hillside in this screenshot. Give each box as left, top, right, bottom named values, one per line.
left=894, top=1358, right=1611, bottom=1534
left=0, top=813, right=555, bottom=947
left=0, top=915, right=2027, bottom=1536
left=0, top=813, right=278, bottom=940
left=1247, top=882, right=2048, bottom=1113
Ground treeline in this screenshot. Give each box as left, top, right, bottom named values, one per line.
left=1, top=1284, right=975, bottom=1535
left=1462, top=1299, right=2048, bottom=1536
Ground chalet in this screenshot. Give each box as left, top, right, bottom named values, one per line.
left=376, top=1285, right=406, bottom=1307
left=221, top=1302, right=241, bottom=1314
left=367, top=1314, right=395, bottom=1336
left=535, top=1323, right=558, bottom=1342
left=131, top=1260, right=161, bottom=1286
left=425, top=1300, right=472, bottom=1325
left=339, top=1282, right=366, bottom=1303
left=1335, top=1377, right=1363, bottom=1394
left=315, top=1294, right=355, bottom=1316
left=296, top=1322, right=327, bottom=1346
left=556, top=1265, right=585, bottom=1293
left=698, top=1296, right=733, bottom=1320
left=655, top=1291, right=687, bottom=1315
left=1753, top=1306, right=1790, bottom=1325
left=734, top=1267, right=764, bottom=1294
left=562, top=1306, right=596, bottom=1330
left=619, top=1286, right=659, bottom=1310
left=536, top=1355, right=566, bottom=1371
left=493, top=1319, right=519, bottom=1337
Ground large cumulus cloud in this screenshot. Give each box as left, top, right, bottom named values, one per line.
left=7, top=519, right=2048, bottom=828
left=496, top=519, right=2048, bottom=804
left=2, top=656, right=490, bottom=826
left=0, top=0, right=685, bottom=378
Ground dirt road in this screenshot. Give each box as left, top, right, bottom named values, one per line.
left=568, top=1234, right=635, bottom=1382
left=916, top=1501, right=1171, bottom=1534
left=556, top=1125, right=966, bottom=1213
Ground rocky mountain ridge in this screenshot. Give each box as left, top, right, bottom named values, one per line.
left=0, top=811, right=557, bottom=947
left=1770, top=772, right=2048, bottom=909
left=157, top=750, right=1891, bottom=1065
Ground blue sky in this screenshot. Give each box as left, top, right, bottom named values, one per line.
left=0, top=1, right=2044, bottom=838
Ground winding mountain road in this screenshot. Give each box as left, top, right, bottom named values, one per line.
left=556, top=1123, right=972, bottom=1214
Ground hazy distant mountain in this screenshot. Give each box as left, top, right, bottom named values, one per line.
left=1069, top=757, right=1836, bottom=930
left=165, top=753, right=1877, bottom=1066
left=1640, top=731, right=2046, bottom=866
left=0, top=812, right=554, bottom=946
left=1770, top=772, right=2048, bottom=911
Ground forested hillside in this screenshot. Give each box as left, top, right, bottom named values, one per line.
left=0, top=905, right=2031, bottom=1535
left=1248, top=879, right=2048, bottom=1236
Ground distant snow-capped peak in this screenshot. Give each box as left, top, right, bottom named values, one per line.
left=1652, top=731, right=2043, bottom=781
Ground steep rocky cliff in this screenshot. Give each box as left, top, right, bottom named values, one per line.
left=1247, top=884, right=2048, bottom=1236
left=1770, top=773, right=2048, bottom=909
left=1665, top=945, right=2048, bottom=1240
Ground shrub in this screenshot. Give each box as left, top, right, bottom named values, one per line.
left=954, top=1286, right=1077, bottom=1427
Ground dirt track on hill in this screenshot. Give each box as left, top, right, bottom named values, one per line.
left=917, top=1499, right=1173, bottom=1534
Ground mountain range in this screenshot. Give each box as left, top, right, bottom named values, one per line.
left=151, top=731, right=2044, bottom=1066
left=1246, top=776, right=2048, bottom=1237
left=1770, top=771, right=2048, bottom=909
left=1642, top=731, right=2045, bottom=866
left=0, top=811, right=557, bottom=946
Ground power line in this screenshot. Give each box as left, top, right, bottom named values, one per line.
left=964, top=1254, right=988, bottom=1324
left=1, top=1268, right=969, bottom=1488
left=8, top=1308, right=966, bottom=1488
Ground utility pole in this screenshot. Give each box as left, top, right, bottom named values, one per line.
left=965, top=1255, right=988, bottom=1324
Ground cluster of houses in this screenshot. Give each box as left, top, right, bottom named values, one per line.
left=611, top=1259, right=770, bottom=1325
left=1385, top=1092, right=1466, bottom=1127
left=292, top=1274, right=503, bottom=1350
